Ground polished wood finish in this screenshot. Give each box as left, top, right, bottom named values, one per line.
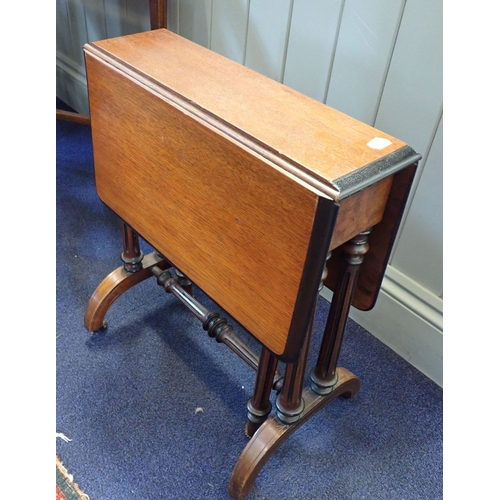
left=85, top=42, right=333, bottom=360
left=121, top=222, right=144, bottom=272
left=149, top=0, right=167, bottom=30
left=85, top=30, right=408, bottom=190
left=172, top=268, right=193, bottom=297
left=151, top=265, right=263, bottom=372
left=56, top=109, right=91, bottom=125
left=275, top=256, right=328, bottom=424
left=84, top=251, right=171, bottom=332
left=83, top=29, right=418, bottom=359
left=311, top=231, right=371, bottom=395
left=329, top=177, right=391, bottom=250
left=229, top=367, right=361, bottom=500
left=245, top=348, right=279, bottom=438
left=82, top=28, right=420, bottom=500
left=324, top=165, right=418, bottom=310
left=352, top=164, right=418, bottom=310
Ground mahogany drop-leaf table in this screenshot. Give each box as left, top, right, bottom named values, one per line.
left=82, top=29, right=420, bottom=499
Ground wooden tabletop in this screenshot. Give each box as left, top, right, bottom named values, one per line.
left=87, top=29, right=417, bottom=201
left=83, top=29, right=420, bottom=359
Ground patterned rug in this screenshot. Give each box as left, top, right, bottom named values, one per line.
left=56, top=456, right=90, bottom=500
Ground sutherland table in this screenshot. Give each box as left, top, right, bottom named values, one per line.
left=83, top=29, right=421, bottom=499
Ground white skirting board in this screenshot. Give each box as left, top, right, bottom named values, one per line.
left=56, top=53, right=90, bottom=115
left=321, top=265, right=443, bottom=388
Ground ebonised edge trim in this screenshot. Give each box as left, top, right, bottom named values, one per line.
left=279, top=197, right=339, bottom=363
left=333, top=146, right=422, bottom=200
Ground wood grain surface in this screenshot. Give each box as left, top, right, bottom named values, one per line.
left=87, top=29, right=408, bottom=193
left=85, top=51, right=328, bottom=357
left=83, top=28, right=416, bottom=356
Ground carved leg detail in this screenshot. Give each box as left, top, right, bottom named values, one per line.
left=275, top=253, right=330, bottom=425
left=228, top=367, right=360, bottom=500
left=245, top=348, right=279, bottom=438
left=311, top=230, right=370, bottom=395
left=84, top=251, right=171, bottom=332
left=121, top=222, right=144, bottom=272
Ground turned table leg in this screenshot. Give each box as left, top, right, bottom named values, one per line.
left=228, top=232, right=372, bottom=499
left=275, top=252, right=329, bottom=424
left=310, top=230, right=371, bottom=394
left=228, top=255, right=330, bottom=498
left=121, top=222, right=144, bottom=272
left=275, top=318, right=314, bottom=424
left=228, top=368, right=360, bottom=500
left=84, top=222, right=171, bottom=332
left=245, top=348, right=279, bottom=438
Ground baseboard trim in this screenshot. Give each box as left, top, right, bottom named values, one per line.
left=56, top=52, right=90, bottom=115
left=321, top=265, right=443, bottom=387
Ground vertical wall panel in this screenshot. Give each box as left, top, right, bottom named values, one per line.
left=325, top=0, right=405, bottom=125
left=66, top=0, right=88, bottom=67
left=123, top=0, right=150, bottom=34
left=84, top=0, right=107, bottom=42
left=103, top=0, right=128, bottom=38
left=374, top=0, right=443, bottom=293
left=375, top=0, right=443, bottom=159
left=56, top=0, right=73, bottom=107
left=178, top=0, right=212, bottom=48
left=210, top=0, right=249, bottom=63
left=104, top=0, right=149, bottom=37
left=391, top=116, right=443, bottom=296
left=167, top=0, right=180, bottom=33
left=245, top=0, right=293, bottom=82
left=283, top=0, right=343, bottom=102
left=56, top=0, right=71, bottom=55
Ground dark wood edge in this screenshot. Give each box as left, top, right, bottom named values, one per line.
left=228, top=367, right=360, bottom=499
left=334, top=146, right=421, bottom=200
left=83, top=36, right=339, bottom=200
left=56, top=109, right=91, bottom=125
left=84, top=251, right=171, bottom=332
left=352, top=162, right=419, bottom=310
left=278, top=197, right=339, bottom=362
left=148, top=0, right=167, bottom=29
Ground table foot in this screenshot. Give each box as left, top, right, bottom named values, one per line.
left=84, top=251, right=171, bottom=332
left=228, top=367, right=360, bottom=499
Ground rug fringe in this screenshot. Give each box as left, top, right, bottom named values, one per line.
left=56, top=456, right=90, bottom=500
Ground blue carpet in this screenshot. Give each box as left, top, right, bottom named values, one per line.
left=56, top=99, right=442, bottom=499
